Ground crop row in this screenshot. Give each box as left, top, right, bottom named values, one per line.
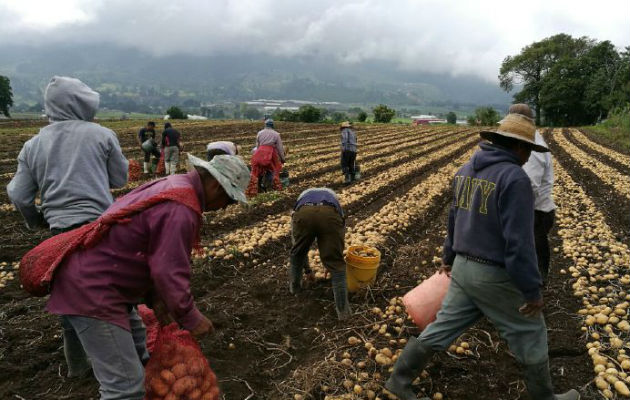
left=569, top=129, right=629, bottom=168
left=198, top=134, right=478, bottom=260
left=553, top=159, right=630, bottom=399
left=554, top=129, right=629, bottom=200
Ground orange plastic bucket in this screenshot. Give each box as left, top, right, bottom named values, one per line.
left=403, top=272, right=451, bottom=330
left=345, top=245, right=381, bottom=292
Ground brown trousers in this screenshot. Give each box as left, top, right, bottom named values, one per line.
left=291, top=205, right=345, bottom=272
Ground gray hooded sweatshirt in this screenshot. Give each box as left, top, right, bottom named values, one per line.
left=7, top=76, right=128, bottom=230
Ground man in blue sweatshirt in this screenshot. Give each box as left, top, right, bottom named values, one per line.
left=385, top=107, right=579, bottom=400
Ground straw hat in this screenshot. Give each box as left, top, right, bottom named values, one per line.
left=340, top=121, right=352, bottom=128
left=480, top=113, right=549, bottom=153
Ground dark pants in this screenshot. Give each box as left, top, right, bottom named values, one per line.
left=143, top=147, right=160, bottom=163
left=534, top=210, right=555, bottom=283
left=291, top=205, right=345, bottom=273
left=341, top=151, right=356, bottom=175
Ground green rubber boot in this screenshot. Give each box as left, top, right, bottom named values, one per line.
left=385, top=337, right=433, bottom=400
left=330, top=270, right=352, bottom=320
left=523, top=360, right=580, bottom=400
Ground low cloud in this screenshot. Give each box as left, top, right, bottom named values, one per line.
left=0, top=0, right=628, bottom=81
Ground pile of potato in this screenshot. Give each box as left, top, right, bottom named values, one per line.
left=0, top=261, right=18, bottom=289
left=146, top=329, right=219, bottom=400
left=553, top=159, right=630, bottom=398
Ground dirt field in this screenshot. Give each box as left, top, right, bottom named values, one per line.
left=1, top=121, right=628, bottom=399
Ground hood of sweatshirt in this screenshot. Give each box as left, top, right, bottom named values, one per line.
left=472, top=142, right=521, bottom=172
left=44, top=76, right=99, bottom=122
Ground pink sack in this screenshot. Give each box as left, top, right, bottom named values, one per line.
left=403, top=272, right=451, bottom=331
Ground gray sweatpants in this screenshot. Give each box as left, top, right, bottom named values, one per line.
left=62, top=309, right=149, bottom=400
left=419, top=255, right=548, bottom=366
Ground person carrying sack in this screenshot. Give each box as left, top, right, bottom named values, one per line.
left=246, top=119, right=285, bottom=196
left=385, top=105, right=579, bottom=400
left=23, top=155, right=249, bottom=400
left=289, top=188, right=351, bottom=320
left=138, top=121, right=160, bottom=174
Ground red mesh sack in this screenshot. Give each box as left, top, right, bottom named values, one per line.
left=138, top=305, right=160, bottom=353
left=129, top=159, right=143, bottom=182
left=145, top=323, right=220, bottom=400
left=19, top=187, right=202, bottom=297
left=156, top=150, right=166, bottom=176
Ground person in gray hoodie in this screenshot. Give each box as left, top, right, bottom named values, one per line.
left=385, top=107, right=579, bottom=400
left=7, top=76, right=129, bottom=378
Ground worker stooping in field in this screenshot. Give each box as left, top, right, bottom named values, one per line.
left=161, top=122, right=182, bottom=175
left=385, top=106, right=580, bottom=400
left=340, top=121, right=358, bottom=184
left=246, top=118, right=285, bottom=196
left=42, top=154, right=249, bottom=400
left=207, top=140, right=238, bottom=160
left=7, top=76, right=129, bottom=380
left=138, top=121, right=160, bottom=174
left=515, top=104, right=557, bottom=286
left=289, top=188, right=352, bottom=320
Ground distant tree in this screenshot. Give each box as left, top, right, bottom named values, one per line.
left=372, top=104, right=396, bottom=123
left=330, top=111, right=347, bottom=123
left=273, top=109, right=300, bottom=122
left=446, top=111, right=457, bottom=124
left=243, top=107, right=262, bottom=120
left=474, top=107, right=500, bottom=126
left=0, top=75, right=14, bottom=117
left=466, top=115, right=478, bottom=126
left=298, top=105, right=322, bottom=123
left=499, top=34, right=593, bottom=125
left=357, top=111, right=368, bottom=122
left=166, top=106, right=187, bottom=119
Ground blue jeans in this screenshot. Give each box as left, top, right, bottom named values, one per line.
left=419, top=255, right=548, bottom=366
left=62, top=308, right=149, bottom=400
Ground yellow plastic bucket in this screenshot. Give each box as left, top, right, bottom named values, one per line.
left=345, top=245, right=381, bottom=292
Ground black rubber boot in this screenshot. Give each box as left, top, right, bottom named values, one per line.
left=343, top=173, right=352, bottom=185
left=330, top=270, right=351, bottom=320
left=385, top=337, right=433, bottom=400
left=288, top=257, right=305, bottom=295
left=523, top=360, right=580, bottom=400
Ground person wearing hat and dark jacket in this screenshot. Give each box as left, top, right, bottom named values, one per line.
left=289, top=188, right=351, bottom=320
left=385, top=106, right=579, bottom=400
left=45, top=154, right=250, bottom=400
left=340, top=121, right=358, bottom=184
left=138, top=121, right=160, bottom=174
left=161, top=122, right=182, bottom=175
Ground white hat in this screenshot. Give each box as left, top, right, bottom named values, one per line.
left=187, top=154, right=249, bottom=204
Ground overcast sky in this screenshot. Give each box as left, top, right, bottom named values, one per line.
left=0, top=0, right=628, bottom=82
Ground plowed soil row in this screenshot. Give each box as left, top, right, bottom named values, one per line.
left=564, top=130, right=630, bottom=176
left=547, top=129, right=630, bottom=244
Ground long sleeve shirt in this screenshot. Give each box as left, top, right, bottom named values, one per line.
left=340, top=128, right=357, bottom=152
left=256, top=128, right=285, bottom=162
left=46, top=171, right=205, bottom=331
left=7, top=76, right=128, bottom=230
left=522, top=131, right=556, bottom=212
